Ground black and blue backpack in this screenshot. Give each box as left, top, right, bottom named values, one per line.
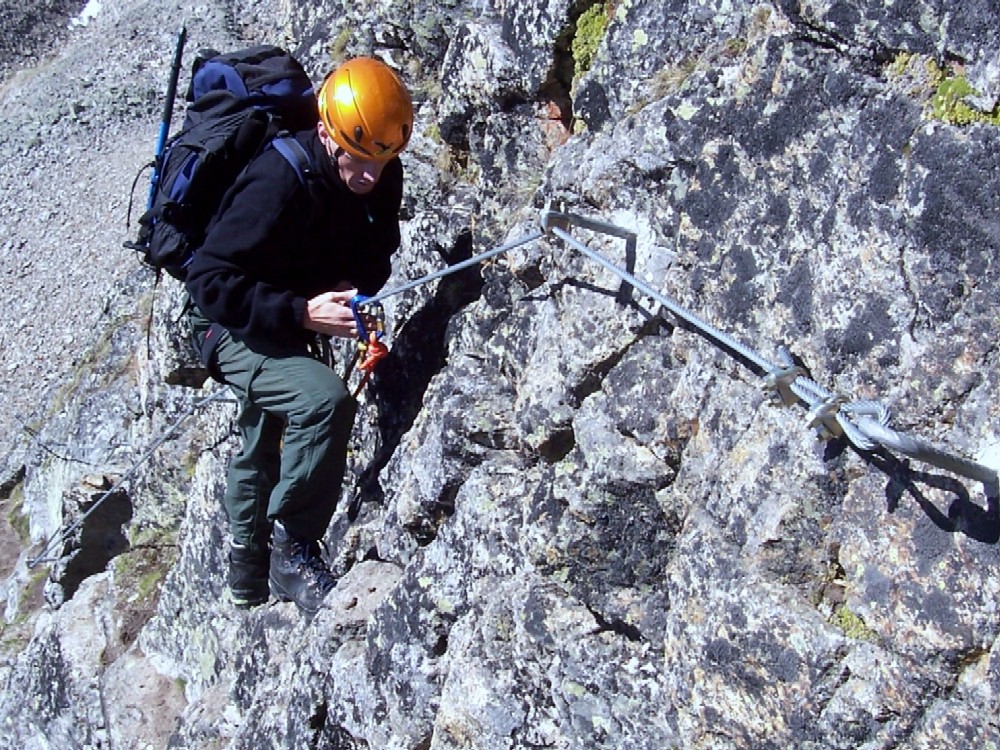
left=126, top=44, right=319, bottom=280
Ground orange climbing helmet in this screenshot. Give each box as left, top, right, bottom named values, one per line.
left=318, top=57, right=413, bottom=161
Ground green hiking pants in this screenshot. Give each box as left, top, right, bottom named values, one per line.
left=190, top=307, right=357, bottom=545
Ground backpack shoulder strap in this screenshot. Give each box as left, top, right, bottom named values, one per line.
left=271, top=133, right=315, bottom=185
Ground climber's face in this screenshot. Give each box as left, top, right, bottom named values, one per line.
left=318, top=120, right=387, bottom=195
left=336, top=150, right=387, bottom=195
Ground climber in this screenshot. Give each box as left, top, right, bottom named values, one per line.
left=185, top=57, right=413, bottom=616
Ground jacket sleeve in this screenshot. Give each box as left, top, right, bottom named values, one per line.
left=184, top=150, right=310, bottom=344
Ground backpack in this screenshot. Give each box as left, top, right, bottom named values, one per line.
left=125, top=44, right=319, bottom=280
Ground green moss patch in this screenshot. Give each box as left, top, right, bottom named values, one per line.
left=572, top=2, right=614, bottom=83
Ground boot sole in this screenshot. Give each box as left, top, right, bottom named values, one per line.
left=229, top=589, right=269, bottom=608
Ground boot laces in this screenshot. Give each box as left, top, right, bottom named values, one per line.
left=291, top=539, right=336, bottom=592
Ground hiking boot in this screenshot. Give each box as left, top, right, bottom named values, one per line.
left=228, top=541, right=270, bottom=608
left=269, top=521, right=337, bottom=616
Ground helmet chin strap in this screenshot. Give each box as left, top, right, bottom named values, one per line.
left=318, top=123, right=346, bottom=166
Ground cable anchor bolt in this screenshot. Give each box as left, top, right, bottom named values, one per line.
left=540, top=203, right=572, bottom=234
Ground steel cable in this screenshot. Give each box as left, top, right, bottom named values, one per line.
left=358, top=231, right=544, bottom=307
left=544, top=213, right=997, bottom=486
left=27, top=390, right=230, bottom=568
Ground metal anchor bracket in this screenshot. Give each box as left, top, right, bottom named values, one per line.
left=540, top=208, right=638, bottom=255
left=540, top=207, right=638, bottom=302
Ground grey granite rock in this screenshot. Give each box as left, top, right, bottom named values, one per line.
left=1, top=1, right=999, bottom=748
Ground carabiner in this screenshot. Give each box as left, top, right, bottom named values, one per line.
left=350, top=294, right=386, bottom=343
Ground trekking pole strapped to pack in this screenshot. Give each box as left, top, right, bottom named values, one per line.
left=148, top=27, right=188, bottom=208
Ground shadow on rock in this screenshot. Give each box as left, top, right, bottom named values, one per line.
left=349, top=231, right=477, bottom=520
left=866, top=450, right=999, bottom=544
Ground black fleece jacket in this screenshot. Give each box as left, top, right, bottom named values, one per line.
left=185, top=127, right=403, bottom=356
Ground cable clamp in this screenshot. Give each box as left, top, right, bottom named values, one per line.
left=806, top=395, right=848, bottom=440
left=763, top=363, right=805, bottom=407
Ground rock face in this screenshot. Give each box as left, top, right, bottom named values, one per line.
left=1, top=1, right=999, bottom=748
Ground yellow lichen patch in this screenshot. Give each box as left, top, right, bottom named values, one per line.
left=830, top=605, right=879, bottom=642
left=887, top=52, right=1000, bottom=126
